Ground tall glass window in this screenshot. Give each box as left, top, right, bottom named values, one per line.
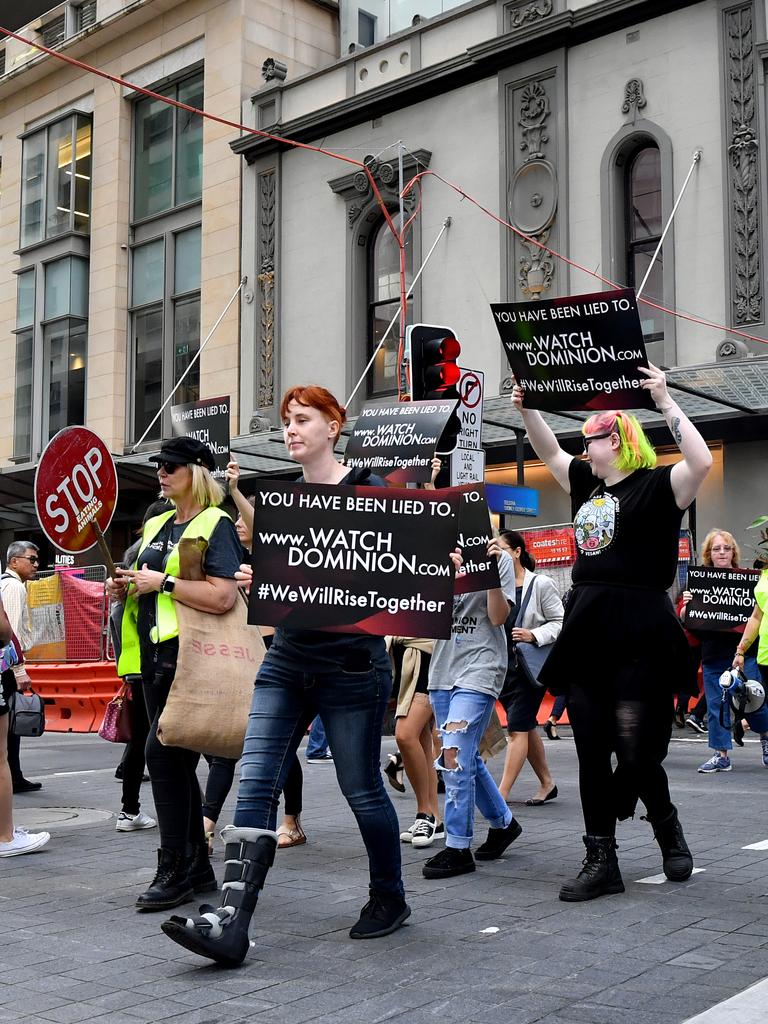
left=43, top=256, right=89, bottom=440
left=367, top=215, right=413, bottom=397
left=133, top=72, right=203, bottom=220
left=20, top=114, right=92, bottom=247
left=13, top=270, right=35, bottom=460
left=625, top=145, right=663, bottom=343
left=130, top=227, right=201, bottom=440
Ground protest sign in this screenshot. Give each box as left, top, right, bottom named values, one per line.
left=248, top=482, right=460, bottom=637
left=491, top=288, right=653, bottom=411
left=684, top=565, right=761, bottom=631
left=454, top=484, right=501, bottom=595
left=35, top=427, right=118, bottom=565
left=344, top=399, right=458, bottom=484
left=171, top=395, right=230, bottom=479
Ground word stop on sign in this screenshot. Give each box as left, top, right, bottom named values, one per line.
left=46, top=447, right=105, bottom=534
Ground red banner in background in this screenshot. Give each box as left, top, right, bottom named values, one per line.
left=521, top=527, right=577, bottom=566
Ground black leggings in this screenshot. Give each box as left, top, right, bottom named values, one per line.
left=120, top=678, right=150, bottom=816
left=143, top=669, right=204, bottom=853
left=202, top=754, right=304, bottom=821
left=568, top=681, right=674, bottom=837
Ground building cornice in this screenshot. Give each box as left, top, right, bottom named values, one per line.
left=230, top=0, right=705, bottom=162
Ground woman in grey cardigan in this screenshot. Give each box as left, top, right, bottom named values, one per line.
left=497, top=531, right=564, bottom=805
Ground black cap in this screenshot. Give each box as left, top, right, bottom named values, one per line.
left=149, top=436, right=216, bottom=471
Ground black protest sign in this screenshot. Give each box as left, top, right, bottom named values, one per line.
left=344, top=400, right=458, bottom=484
left=684, top=565, right=761, bottom=631
left=491, top=288, right=653, bottom=412
left=248, top=482, right=460, bottom=638
left=452, top=484, right=501, bottom=595
left=171, top=395, right=230, bottom=479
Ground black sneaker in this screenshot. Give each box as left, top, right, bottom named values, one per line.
left=475, top=817, right=522, bottom=861
left=12, top=779, right=42, bottom=794
left=349, top=890, right=411, bottom=939
left=422, top=846, right=475, bottom=879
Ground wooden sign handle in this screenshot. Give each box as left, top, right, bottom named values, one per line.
left=91, top=521, right=118, bottom=579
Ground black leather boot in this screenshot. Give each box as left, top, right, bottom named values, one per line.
left=136, top=848, right=194, bottom=912
left=559, top=836, right=625, bottom=902
left=187, top=841, right=218, bottom=894
left=161, top=826, right=277, bottom=966
left=646, top=806, right=693, bottom=881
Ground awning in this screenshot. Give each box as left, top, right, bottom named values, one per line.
left=1, top=357, right=766, bottom=532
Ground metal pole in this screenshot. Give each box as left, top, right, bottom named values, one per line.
left=131, top=277, right=246, bottom=452
left=636, top=150, right=701, bottom=299
left=345, top=217, right=452, bottom=407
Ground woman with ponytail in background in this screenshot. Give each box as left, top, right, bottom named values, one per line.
left=496, top=530, right=563, bottom=805
left=513, top=364, right=712, bottom=902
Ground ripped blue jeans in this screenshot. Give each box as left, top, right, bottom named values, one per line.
left=429, top=688, right=512, bottom=850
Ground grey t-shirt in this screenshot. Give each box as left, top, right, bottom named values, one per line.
left=428, top=551, right=516, bottom=698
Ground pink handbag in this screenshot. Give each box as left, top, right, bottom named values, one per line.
left=98, top=682, right=132, bottom=744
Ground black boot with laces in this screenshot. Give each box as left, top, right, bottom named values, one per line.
left=136, top=848, right=193, bottom=911
left=645, top=806, right=693, bottom=881
left=559, top=835, right=625, bottom=902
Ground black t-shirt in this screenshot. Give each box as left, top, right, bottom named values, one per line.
left=268, top=467, right=390, bottom=672
left=135, top=511, right=242, bottom=649
left=569, top=458, right=684, bottom=592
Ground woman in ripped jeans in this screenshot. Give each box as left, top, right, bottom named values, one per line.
left=423, top=537, right=523, bottom=879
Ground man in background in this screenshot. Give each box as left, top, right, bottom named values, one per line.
left=1, top=541, right=42, bottom=794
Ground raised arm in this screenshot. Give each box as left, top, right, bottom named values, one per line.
left=226, top=460, right=255, bottom=535
left=639, top=364, right=713, bottom=510
left=512, top=383, right=573, bottom=493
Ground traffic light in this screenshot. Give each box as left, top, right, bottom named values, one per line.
left=407, top=323, right=462, bottom=453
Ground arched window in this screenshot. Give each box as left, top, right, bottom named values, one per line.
left=625, top=144, right=664, bottom=342
left=367, top=214, right=413, bottom=397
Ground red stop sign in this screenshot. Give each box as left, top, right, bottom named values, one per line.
left=35, top=427, right=118, bottom=553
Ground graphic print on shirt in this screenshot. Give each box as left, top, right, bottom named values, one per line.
left=451, top=594, right=478, bottom=643
left=573, top=493, right=618, bottom=556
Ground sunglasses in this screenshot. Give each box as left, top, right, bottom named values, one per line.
left=583, top=432, right=614, bottom=453
left=711, top=545, right=734, bottom=553
left=17, top=555, right=39, bottom=564
left=156, top=460, right=183, bottom=474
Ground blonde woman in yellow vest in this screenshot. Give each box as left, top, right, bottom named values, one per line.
left=107, top=436, right=242, bottom=913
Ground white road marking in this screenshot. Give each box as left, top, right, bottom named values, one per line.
left=742, top=839, right=768, bottom=850
left=681, top=975, right=768, bottom=1023
left=637, top=868, right=706, bottom=884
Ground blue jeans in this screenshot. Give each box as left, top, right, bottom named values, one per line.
left=704, top=653, right=768, bottom=751
left=234, top=651, right=403, bottom=897
left=429, top=688, right=513, bottom=850
left=305, top=716, right=329, bottom=758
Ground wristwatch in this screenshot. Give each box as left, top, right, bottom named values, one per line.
left=161, top=574, right=177, bottom=594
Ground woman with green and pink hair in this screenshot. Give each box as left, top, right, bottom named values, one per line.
left=512, top=363, right=712, bottom=902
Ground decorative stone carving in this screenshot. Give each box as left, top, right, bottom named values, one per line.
left=621, top=78, right=647, bottom=120
left=510, top=78, right=557, bottom=298
left=257, top=169, right=275, bottom=408
left=518, top=82, right=550, bottom=160
left=724, top=4, right=761, bottom=325
left=506, top=0, right=553, bottom=31
left=328, top=149, right=432, bottom=231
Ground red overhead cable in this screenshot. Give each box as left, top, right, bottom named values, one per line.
left=4, top=23, right=766, bottom=368
left=0, top=22, right=418, bottom=396
left=402, top=168, right=768, bottom=348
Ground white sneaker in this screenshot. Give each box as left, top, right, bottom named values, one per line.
left=400, top=820, right=417, bottom=843
left=0, top=828, right=50, bottom=857
left=411, top=815, right=438, bottom=849
left=115, top=811, right=157, bottom=832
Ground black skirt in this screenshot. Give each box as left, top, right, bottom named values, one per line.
left=539, top=582, right=690, bottom=699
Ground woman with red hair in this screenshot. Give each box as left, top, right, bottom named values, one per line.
left=513, top=363, right=712, bottom=902
left=162, top=384, right=457, bottom=966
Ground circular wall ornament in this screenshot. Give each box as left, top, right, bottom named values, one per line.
left=508, top=159, right=557, bottom=235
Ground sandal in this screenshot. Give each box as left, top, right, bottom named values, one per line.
left=383, top=753, right=405, bottom=793
left=276, top=817, right=307, bottom=849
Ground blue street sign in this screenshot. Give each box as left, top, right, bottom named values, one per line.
left=485, top=483, right=539, bottom=518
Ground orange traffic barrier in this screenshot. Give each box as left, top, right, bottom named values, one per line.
left=27, top=662, right=121, bottom=733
